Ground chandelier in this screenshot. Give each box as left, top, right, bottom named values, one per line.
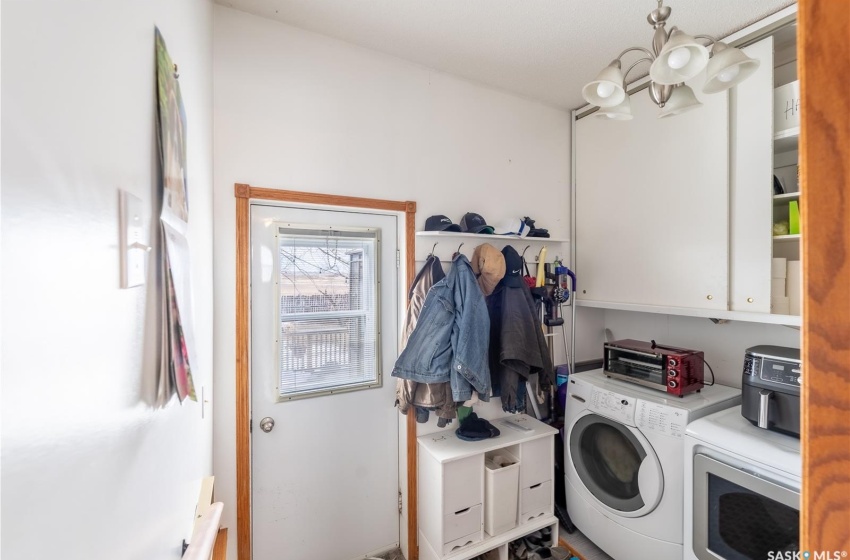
left=581, top=0, right=761, bottom=119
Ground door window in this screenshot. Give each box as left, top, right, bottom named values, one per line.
left=276, top=226, right=380, bottom=400
left=569, top=414, right=647, bottom=512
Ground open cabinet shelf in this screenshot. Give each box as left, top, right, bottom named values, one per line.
left=774, top=126, right=800, bottom=153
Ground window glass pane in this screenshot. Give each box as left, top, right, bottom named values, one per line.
left=277, top=227, right=379, bottom=398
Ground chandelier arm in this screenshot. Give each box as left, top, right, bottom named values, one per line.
left=616, top=46, right=656, bottom=62
left=622, top=57, right=655, bottom=84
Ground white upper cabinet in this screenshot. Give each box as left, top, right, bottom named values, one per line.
left=729, top=37, right=775, bottom=312
left=574, top=75, right=730, bottom=311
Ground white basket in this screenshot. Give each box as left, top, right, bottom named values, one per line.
left=484, top=451, right=520, bottom=537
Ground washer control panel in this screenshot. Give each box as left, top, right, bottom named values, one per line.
left=588, top=387, right=636, bottom=425
left=636, top=401, right=687, bottom=438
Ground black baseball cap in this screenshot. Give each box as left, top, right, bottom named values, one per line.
left=460, top=212, right=494, bottom=234
left=424, top=215, right=461, bottom=232
left=501, top=246, right=526, bottom=288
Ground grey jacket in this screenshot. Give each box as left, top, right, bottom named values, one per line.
left=395, top=256, right=456, bottom=420
left=392, top=254, right=491, bottom=402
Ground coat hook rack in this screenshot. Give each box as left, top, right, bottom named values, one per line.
left=536, top=246, right=547, bottom=263
left=521, top=245, right=531, bottom=260
left=455, top=242, right=465, bottom=255
left=429, top=242, right=439, bottom=257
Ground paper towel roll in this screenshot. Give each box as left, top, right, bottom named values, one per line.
left=772, top=257, right=787, bottom=278
left=771, top=277, right=787, bottom=298
left=771, top=296, right=790, bottom=315
left=787, top=261, right=802, bottom=315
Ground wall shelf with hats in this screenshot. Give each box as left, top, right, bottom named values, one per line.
left=415, top=231, right=571, bottom=267
left=416, top=232, right=570, bottom=244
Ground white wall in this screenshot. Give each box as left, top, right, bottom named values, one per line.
left=598, top=310, right=801, bottom=387
left=1, top=1, right=214, bottom=559
left=213, top=6, right=571, bottom=557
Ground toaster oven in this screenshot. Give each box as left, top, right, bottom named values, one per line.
left=603, top=339, right=704, bottom=397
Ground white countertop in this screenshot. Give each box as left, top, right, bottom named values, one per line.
left=418, top=414, right=558, bottom=464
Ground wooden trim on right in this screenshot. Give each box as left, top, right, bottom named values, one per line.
left=404, top=202, right=419, bottom=560
left=213, top=528, right=229, bottom=560
left=235, top=190, right=251, bottom=560
left=799, top=0, right=850, bottom=551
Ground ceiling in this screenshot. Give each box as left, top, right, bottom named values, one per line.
left=216, top=0, right=795, bottom=110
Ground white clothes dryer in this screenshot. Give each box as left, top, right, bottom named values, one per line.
left=564, top=371, right=741, bottom=560
left=684, top=406, right=801, bottom=560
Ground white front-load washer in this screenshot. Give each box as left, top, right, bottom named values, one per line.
left=564, top=370, right=741, bottom=560
left=684, top=406, right=801, bottom=560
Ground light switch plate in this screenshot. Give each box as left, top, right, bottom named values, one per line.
left=119, top=190, right=149, bottom=288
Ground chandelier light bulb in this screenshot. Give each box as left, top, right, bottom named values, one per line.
left=717, top=65, right=740, bottom=83
left=597, top=81, right=615, bottom=98
left=667, top=47, right=691, bottom=70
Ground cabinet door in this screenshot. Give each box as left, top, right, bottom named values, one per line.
left=729, top=36, right=774, bottom=312
left=575, top=79, right=729, bottom=310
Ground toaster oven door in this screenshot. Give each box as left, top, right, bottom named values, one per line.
left=693, top=454, right=799, bottom=560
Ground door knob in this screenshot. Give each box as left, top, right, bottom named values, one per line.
left=260, top=417, right=275, bottom=433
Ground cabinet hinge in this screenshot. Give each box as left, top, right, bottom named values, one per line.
left=398, top=490, right=403, bottom=514
left=396, top=249, right=400, bottom=269
left=249, top=418, right=253, bottom=433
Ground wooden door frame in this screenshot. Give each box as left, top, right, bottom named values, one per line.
left=234, top=183, right=419, bottom=560
left=799, top=1, right=850, bottom=551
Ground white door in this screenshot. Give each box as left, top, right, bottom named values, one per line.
left=250, top=203, right=400, bottom=560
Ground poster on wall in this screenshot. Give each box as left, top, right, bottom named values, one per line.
left=155, top=27, right=197, bottom=405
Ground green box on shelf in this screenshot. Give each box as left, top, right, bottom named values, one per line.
left=789, top=201, right=800, bottom=235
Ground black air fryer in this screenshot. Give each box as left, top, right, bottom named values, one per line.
left=741, top=345, right=801, bottom=438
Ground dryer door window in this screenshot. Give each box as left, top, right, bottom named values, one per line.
left=693, top=454, right=799, bottom=560
left=569, top=413, right=650, bottom=513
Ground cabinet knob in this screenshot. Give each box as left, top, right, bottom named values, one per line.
left=747, top=297, right=754, bottom=303
left=706, top=295, right=713, bottom=301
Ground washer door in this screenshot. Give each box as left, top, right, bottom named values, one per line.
left=568, top=411, right=664, bottom=518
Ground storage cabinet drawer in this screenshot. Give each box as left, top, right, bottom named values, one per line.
left=442, top=530, right=483, bottom=556
left=521, top=479, right=552, bottom=517
left=520, top=437, right=553, bottom=488
left=443, top=455, right=483, bottom=515
left=443, top=503, right=482, bottom=544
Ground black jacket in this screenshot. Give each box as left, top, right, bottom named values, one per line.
left=487, top=281, right=554, bottom=413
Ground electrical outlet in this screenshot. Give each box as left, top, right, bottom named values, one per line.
left=119, top=190, right=150, bottom=288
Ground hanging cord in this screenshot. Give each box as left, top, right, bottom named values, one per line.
left=702, top=358, right=716, bottom=386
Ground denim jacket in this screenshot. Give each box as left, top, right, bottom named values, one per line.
left=392, top=254, right=491, bottom=402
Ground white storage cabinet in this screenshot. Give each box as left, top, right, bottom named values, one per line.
left=418, top=415, right=559, bottom=560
